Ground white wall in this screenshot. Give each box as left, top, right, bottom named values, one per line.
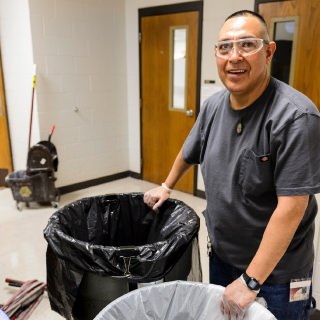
left=30, top=0, right=129, bottom=187
left=0, top=0, right=40, bottom=170
left=0, top=0, right=129, bottom=187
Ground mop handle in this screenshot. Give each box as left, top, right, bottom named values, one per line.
left=48, top=124, right=55, bottom=142
left=27, top=66, right=37, bottom=151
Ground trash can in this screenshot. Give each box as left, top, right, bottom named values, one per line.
left=94, top=281, right=277, bottom=320
left=43, top=193, right=202, bottom=320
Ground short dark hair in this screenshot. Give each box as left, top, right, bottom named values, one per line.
left=225, top=10, right=267, bottom=28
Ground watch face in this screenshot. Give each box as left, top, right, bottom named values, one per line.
left=248, top=279, right=260, bottom=290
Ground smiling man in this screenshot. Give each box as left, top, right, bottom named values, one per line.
left=144, top=10, right=320, bottom=320
left=215, top=14, right=274, bottom=109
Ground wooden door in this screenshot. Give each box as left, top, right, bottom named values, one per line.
left=0, top=50, right=12, bottom=186
left=259, top=0, right=320, bottom=110
left=141, top=10, right=200, bottom=193
left=258, top=0, right=320, bottom=285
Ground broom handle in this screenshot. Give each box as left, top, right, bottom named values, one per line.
left=5, top=278, right=47, bottom=290
left=28, top=66, right=37, bottom=150
left=5, top=278, right=24, bottom=287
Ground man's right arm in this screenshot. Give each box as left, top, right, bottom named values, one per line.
left=143, top=148, right=192, bottom=210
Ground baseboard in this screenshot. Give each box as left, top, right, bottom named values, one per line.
left=195, top=189, right=206, bottom=199
left=58, top=171, right=141, bottom=195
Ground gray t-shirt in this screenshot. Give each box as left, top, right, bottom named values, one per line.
left=183, top=77, right=320, bottom=283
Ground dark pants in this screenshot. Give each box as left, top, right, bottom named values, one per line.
left=209, top=249, right=314, bottom=320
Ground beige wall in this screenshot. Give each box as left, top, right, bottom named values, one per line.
left=0, top=0, right=129, bottom=186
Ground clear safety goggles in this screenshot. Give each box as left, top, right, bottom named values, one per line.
left=215, top=38, right=269, bottom=59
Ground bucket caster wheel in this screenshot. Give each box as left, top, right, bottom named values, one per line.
left=55, top=189, right=60, bottom=202
left=16, top=202, right=23, bottom=211
left=51, top=201, right=59, bottom=209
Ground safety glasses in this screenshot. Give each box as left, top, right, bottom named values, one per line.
left=215, top=38, right=269, bottom=59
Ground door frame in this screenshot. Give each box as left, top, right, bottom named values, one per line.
left=138, top=1, right=203, bottom=196
left=254, top=0, right=289, bottom=12
left=0, top=47, right=13, bottom=186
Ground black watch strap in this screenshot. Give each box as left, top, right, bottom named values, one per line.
left=241, top=272, right=261, bottom=292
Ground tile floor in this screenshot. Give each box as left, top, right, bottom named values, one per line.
left=0, top=177, right=209, bottom=319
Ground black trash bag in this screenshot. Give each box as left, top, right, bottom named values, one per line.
left=44, top=193, right=200, bottom=320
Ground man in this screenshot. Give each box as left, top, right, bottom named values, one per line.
left=144, top=10, right=320, bottom=320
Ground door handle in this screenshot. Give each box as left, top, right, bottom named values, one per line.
left=185, top=109, right=194, bottom=117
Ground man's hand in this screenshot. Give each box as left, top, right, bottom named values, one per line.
left=221, top=278, right=257, bottom=320
left=143, top=149, right=192, bottom=211
left=143, top=186, right=170, bottom=210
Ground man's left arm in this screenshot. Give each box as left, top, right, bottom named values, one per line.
left=222, top=195, right=309, bottom=317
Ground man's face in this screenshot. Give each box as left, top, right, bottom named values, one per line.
left=216, top=16, right=275, bottom=100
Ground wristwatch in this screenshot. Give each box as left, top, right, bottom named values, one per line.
left=241, top=272, right=261, bottom=293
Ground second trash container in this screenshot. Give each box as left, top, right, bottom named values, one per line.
left=44, top=193, right=201, bottom=320
left=93, top=281, right=277, bottom=320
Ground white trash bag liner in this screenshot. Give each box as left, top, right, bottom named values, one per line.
left=94, top=280, right=276, bottom=320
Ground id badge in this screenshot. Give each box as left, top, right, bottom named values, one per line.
left=289, top=278, right=311, bottom=302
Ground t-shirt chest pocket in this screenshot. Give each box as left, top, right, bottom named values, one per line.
left=238, top=149, right=274, bottom=196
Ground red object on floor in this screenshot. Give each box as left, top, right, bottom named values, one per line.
left=1, top=279, right=46, bottom=320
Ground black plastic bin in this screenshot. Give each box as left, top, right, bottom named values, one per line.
left=44, top=193, right=202, bottom=320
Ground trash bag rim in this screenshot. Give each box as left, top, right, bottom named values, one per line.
left=94, top=280, right=277, bottom=320
left=44, top=193, right=200, bottom=252
left=44, top=193, right=200, bottom=277
left=51, top=192, right=196, bottom=212
left=94, top=281, right=223, bottom=319
left=46, top=225, right=197, bottom=261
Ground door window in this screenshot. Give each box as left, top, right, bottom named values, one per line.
left=270, top=17, right=299, bottom=85
left=169, top=26, right=188, bottom=111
